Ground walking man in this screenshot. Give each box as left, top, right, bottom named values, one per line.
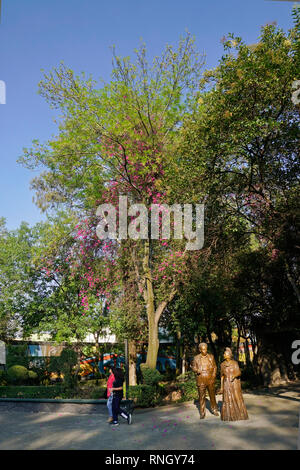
left=191, top=342, right=219, bottom=419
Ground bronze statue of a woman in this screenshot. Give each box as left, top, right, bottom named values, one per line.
left=220, top=347, right=249, bottom=421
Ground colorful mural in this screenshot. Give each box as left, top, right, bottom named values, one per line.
left=28, top=344, right=63, bottom=357
left=25, top=343, right=177, bottom=378
left=79, top=351, right=176, bottom=377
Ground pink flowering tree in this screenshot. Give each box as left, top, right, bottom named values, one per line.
left=20, top=35, right=205, bottom=370
left=26, top=213, right=117, bottom=368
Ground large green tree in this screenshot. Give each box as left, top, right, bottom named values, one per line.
left=178, top=11, right=300, bottom=384
left=24, top=213, right=113, bottom=365
left=0, top=219, right=47, bottom=342
left=19, top=35, right=205, bottom=369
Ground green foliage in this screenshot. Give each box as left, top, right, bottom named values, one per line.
left=7, top=365, right=29, bottom=385
left=20, top=214, right=110, bottom=361
left=0, top=384, right=107, bottom=400
left=28, top=370, right=39, bottom=384
left=176, top=371, right=194, bottom=382
left=0, top=385, right=65, bottom=399
left=80, top=378, right=107, bottom=387
left=178, top=378, right=198, bottom=401
left=0, top=221, right=50, bottom=343
left=6, top=345, right=30, bottom=369
left=29, top=366, right=46, bottom=385
left=90, top=387, right=107, bottom=399
left=163, top=362, right=177, bottom=381
left=17, top=33, right=206, bottom=372
left=1, top=12, right=298, bottom=387
left=49, top=349, right=78, bottom=390
left=140, top=364, right=162, bottom=386
left=169, top=11, right=300, bottom=385
left=128, top=384, right=159, bottom=407
left=0, top=370, right=8, bottom=385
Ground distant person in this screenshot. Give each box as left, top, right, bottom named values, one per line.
left=106, top=367, right=115, bottom=423
left=109, top=367, right=132, bottom=427
left=220, top=347, right=249, bottom=421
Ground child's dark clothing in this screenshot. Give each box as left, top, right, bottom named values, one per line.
left=112, top=377, right=124, bottom=398
left=111, top=377, right=129, bottom=424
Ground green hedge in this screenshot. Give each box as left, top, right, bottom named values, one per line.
left=0, top=385, right=65, bottom=399
left=0, top=384, right=107, bottom=399
left=90, top=387, right=107, bottom=399
left=128, top=379, right=198, bottom=407
left=128, top=384, right=161, bottom=407
left=0, top=370, right=7, bottom=386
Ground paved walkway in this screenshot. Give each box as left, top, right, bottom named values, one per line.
left=0, top=383, right=299, bottom=450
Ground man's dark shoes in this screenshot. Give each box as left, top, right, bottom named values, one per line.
left=212, top=409, right=219, bottom=416
left=200, top=414, right=205, bottom=419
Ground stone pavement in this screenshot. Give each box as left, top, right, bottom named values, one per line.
left=0, top=383, right=299, bottom=450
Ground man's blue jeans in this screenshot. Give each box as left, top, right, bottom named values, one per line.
left=107, top=394, right=113, bottom=417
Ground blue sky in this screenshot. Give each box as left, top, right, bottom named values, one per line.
left=0, top=0, right=296, bottom=230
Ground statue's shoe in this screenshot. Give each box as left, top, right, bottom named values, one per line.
left=200, top=414, right=205, bottom=419
left=212, top=410, right=219, bottom=416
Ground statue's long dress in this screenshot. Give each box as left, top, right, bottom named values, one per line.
left=221, top=360, right=249, bottom=421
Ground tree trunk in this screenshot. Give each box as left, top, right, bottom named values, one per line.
left=129, top=340, right=137, bottom=386
left=284, top=259, right=300, bottom=305
left=93, top=335, right=101, bottom=383
left=143, top=240, right=176, bottom=370
left=143, top=239, right=158, bottom=370
left=207, top=329, right=217, bottom=360
left=176, top=330, right=181, bottom=374
left=254, top=331, right=297, bottom=386
left=237, top=331, right=241, bottom=363
left=146, top=311, right=159, bottom=369
left=181, top=342, right=186, bottom=375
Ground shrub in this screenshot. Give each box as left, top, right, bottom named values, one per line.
left=90, top=387, right=107, bottom=399
left=28, top=370, right=39, bottom=384
left=49, top=349, right=78, bottom=391
left=7, top=365, right=29, bottom=385
left=176, top=377, right=221, bottom=402
left=140, top=364, right=162, bottom=386
left=28, top=367, right=45, bottom=385
left=0, top=370, right=8, bottom=385
left=176, top=371, right=194, bottom=382
left=6, top=345, right=30, bottom=369
left=0, top=385, right=65, bottom=399
left=128, top=384, right=160, bottom=407
left=80, top=378, right=107, bottom=388
left=178, top=378, right=198, bottom=401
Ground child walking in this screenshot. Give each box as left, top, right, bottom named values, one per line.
left=109, top=367, right=132, bottom=427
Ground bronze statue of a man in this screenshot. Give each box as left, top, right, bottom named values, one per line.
left=191, top=342, right=219, bottom=419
